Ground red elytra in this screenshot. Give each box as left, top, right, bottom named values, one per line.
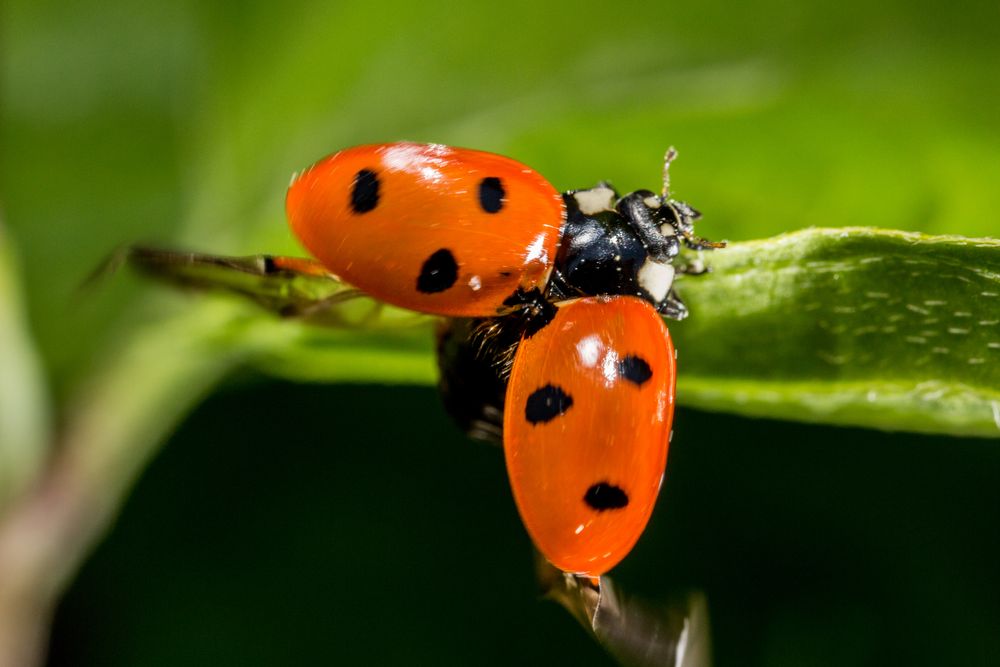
left=503, top=296, right=675, bottom=576
left=286, top=142, right=564, bottom=318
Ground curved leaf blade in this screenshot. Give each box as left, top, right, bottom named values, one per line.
left=126, top=227, right=1000, bottom=437
left=672, top=227, right=1000, bottom=437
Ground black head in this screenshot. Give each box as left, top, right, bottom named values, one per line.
left=548, top=149, right=721, bottom=318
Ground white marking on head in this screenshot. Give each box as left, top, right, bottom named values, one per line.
left=638, top=260, right=675, bottom=303
left=572, top=186, right=616, bottom=215
left=468, top=275, right=482, bottom=291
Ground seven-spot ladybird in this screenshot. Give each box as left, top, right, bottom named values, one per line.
left=122, top=142, right=720, bottom=577
left=285, top=142, right=722, bottom=576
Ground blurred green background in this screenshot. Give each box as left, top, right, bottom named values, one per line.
left=2, top=0, right=999, bottom=664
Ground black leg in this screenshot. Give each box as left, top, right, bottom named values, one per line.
left=657, top=289, right=688, bottom=320
left=117, top=246, right=364, bottom=318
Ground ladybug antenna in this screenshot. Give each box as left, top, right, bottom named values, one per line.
left=661, top=147, right=678, bottom=198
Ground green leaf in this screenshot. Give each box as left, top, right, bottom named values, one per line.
left=151, top=227, right=999, bottom=438
left=672, top=227, right=1000, bottom=438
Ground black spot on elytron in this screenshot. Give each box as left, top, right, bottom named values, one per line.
left=478, top=177, right=505, bottom=213
left=618, top=355, right=653, bottom=386
left=350, top=169, right=380, bottom=213
left=584, top=482, right=629, bottom=511
left=525, top=384, right=573, bottom=425
left=416, top=249, right=459, bottom=294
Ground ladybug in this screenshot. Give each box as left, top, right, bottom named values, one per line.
left=284, top=143, right=723, bottom=576
left=123, top=143, right=720, bottom=577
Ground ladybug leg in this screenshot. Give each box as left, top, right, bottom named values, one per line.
left=435, top=318, right=509, bottom=446
left=116, top=246, right=363, bottom=318
left=616, top=192, right=680, bottom=263
left=656, top=288, right=688, bottom=320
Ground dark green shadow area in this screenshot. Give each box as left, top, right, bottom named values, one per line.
left=47, top=381, right=612, bottom=666
left=49, top=382, right=1000, bottom=666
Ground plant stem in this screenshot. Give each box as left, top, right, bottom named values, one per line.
left=0, top=305, right=242, bottom=665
